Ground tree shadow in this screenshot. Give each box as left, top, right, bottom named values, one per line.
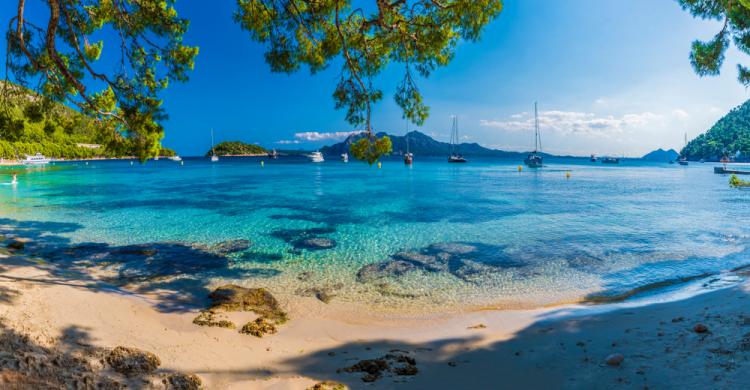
left=0, top=217, right=281, bottom=314
left=198, top=284, right=750, bottom=388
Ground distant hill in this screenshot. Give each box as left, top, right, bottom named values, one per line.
left=683, top=100, right=750, bottom=161
left=208, top=141, right=267, bottom=156
left=320, top=131, right=537, bottom=158
left=642, top=148, right=679, bottom=161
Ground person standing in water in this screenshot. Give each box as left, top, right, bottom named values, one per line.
left=11, top=174, right=17, bottom=185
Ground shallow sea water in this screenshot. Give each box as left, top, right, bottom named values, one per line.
left=1, top=156, right=748, bottom=313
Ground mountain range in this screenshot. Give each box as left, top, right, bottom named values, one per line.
left=641, top=148, right=679, bottom=161
left=320, top=131, right=542, bottom=158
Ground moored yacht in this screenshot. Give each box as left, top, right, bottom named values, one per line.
left=524, top=102, right=543, bottom=168
left=309, top=151, right=324, bottom=163
left=448, top=116, right=467, bottom=163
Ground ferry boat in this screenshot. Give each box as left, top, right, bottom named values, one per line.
left=23, top=153, right=50, bottom=165
left=309, top=151, right=324, bottom=163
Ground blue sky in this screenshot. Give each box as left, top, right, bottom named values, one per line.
left=3, top=0, right=749, bottom=156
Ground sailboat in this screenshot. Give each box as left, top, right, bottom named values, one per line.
left=268, top=149, right=279, bottom=159
left=448, top=116, right=467, bottom=163
left=210, top=129, right=219, bottom=162
left=524, top=102, right=543, bottom=168
left=678, top=133, right=688, bottom=166
left=404, top=133, right=413, bottom=165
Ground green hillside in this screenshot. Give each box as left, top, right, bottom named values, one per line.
left=0, top=81, right=173, bottom=160
left=207, top=141, right=267, bottom=157
left=683, top=100, right=750, bottom=161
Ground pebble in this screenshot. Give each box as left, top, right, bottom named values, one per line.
left=605, top=353, right=624, bottom=366
left=693, top=323, right=709, bottom=333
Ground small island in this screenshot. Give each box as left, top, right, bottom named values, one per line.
left=207, top=141, right=268, bottom=157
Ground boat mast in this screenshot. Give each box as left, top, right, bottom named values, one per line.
left=211, top=128, right=215, bottom=157
left=534, top=102, right=541, bottom=153
left=451, top=116, right=459, bottom=155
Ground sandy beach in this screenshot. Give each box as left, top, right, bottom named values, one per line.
left=1, top=241, right=750, bottom=389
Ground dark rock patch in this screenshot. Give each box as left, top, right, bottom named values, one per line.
left=164, top=372, right=202, bottom=390
left=240, top=318, right=278, bottom=337
left=207, top=285, right=288, bottom=323
left=295, top=283, right=343, bottom=304
left=6, top=240, right=25, bottom=251
left=192, top=311, right=236, bottom=329
left=338, top=353, right=418, bottom=382
left=106, top=346, right=160, bottom=377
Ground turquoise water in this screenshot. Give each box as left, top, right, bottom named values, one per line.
left=1, top=157, right=749, bottom=312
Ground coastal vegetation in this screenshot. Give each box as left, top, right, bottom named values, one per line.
left=729, top=174, right=750, bottom=188
left=208, top=141, right=267, bottom=156
left=0, top=82, right=174, bottom=160
left=4, top=0, right=198, bottom=161
left=682, top=99, right=750, bottom=160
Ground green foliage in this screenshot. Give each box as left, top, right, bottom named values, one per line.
left=729, top=174, right=750, bottom=187
left=350, top=135, right=392, bottom=165
left=0, top=81, right=148, bottom=159
left=235, top=0, right=503, bottom=162
left=683, top=99, right=750, bottom=160
left=679, top=0, right=750, bottom=85
left=5, top=0, right=198, bottom=161
left=209, top=141, right=267, bottom=157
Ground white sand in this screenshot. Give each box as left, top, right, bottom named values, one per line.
left=1, top=252, right=750, bottom=389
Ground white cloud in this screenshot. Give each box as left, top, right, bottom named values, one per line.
left=293, top=131, right=363, bottom=142
left=479, top=110, right=661, bottom=137
left=276, top=140, right=300, bottom=144
left=672, top=109, right=689, bottom=120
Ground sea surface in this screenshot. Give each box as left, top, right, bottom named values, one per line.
left=1, top=156, right=749, bottom=313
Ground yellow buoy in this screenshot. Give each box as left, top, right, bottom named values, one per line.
left=378, top=162, right=382, bottom=169
left=566, top=172, right=571, bottom=179
left=517, top=165, right=523, bottom=172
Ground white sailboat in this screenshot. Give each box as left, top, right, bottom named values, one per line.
left=524, top=102, right=543, bottom=168
left=448, top=116, right=467, bottom=163
left=210, top=129, right=219, bottom=162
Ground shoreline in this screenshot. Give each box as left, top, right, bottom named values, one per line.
left=2, top=245, right=750, bottom=388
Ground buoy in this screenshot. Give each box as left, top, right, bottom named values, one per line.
left=261, top=160, right=264, bottom=167
left=517, top=165, right=523, bottom=172
left=566, top=172, right=571, bottom=179
left=130, top=161, right=134, bottom=166
left=180, top=160, right=184, bottom=166
left=378, top=162, right=382, bottom=169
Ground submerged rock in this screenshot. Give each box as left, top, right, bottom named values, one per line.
left=694, top=323, right=709, bottom=333
left=356, top=260, right=417, bottom=283
left=239, top=317, right=278, bottom=337
left=207, top=285, right=288, bottom=323
left=605, top=353, right=624, bottom=366
left=294, top=237, right=336, bottom=251
left=106, top=346, right=161, bottom=377
left=295, top=284, right=343, bottom=304
left=164, top=372, right=203, bottom=390
left=210, top=239, right=252, bottom=254
left=6, top=240, right=25, bottom=251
